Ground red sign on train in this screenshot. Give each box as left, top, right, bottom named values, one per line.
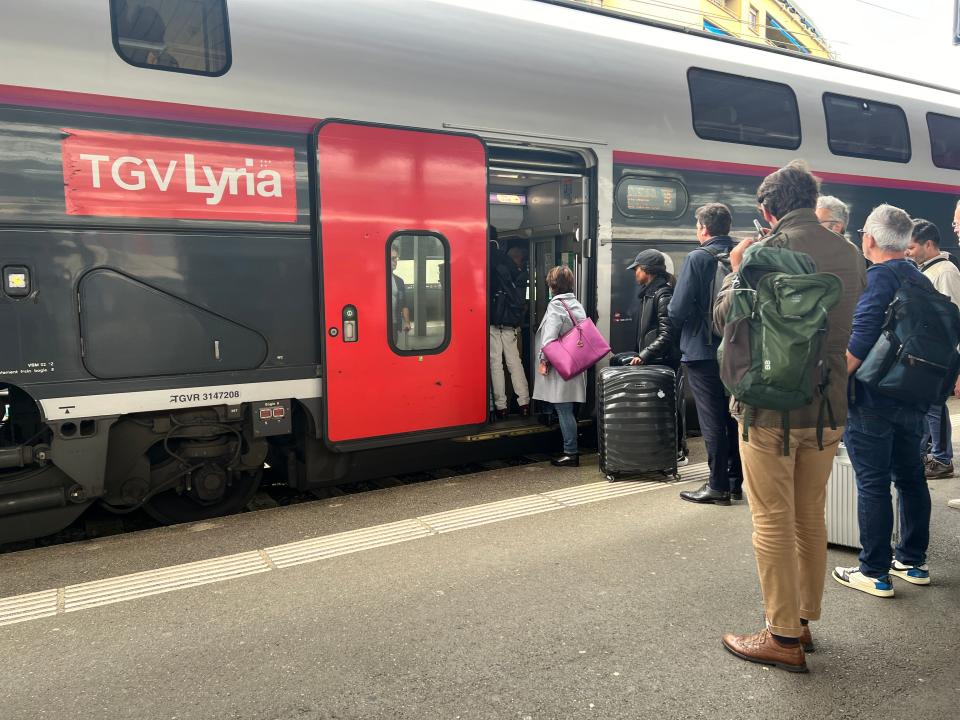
left=61, top=129, right=297, bottom=222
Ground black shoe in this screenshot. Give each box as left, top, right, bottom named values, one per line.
left=679, top=482, right=731, bottom=505
left=730, top=490, right=743, bottom=502
left=551, top=454, right=580, bottom=467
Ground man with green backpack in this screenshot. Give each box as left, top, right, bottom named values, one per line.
left=713, top=161, right=866, bottom=673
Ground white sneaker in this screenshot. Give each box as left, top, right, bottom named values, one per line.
left=948, top=498, right=960, bottom=510
left=890, top=560, right=930, bottom=585
left=832, top=566, right=894, bottom=598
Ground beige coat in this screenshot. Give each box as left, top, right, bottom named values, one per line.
left=713, top=208, right=867, bottom=429
left=919, top=252, right=960, bottom=308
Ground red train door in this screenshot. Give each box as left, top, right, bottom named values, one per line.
left=317, top=121, right=488, bottom=448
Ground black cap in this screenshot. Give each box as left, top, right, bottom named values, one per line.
left=627, top=249, right=667, bottom=271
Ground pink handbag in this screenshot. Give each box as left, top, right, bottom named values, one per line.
left=542, top=299, right=611, bottom=380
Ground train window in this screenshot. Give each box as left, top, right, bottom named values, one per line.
left=687, top=68, right=801, bottom=150
left=823, top=93, right=910, bottom=163
left=615, top=176, right=688, bottom=220
left=387, top=233, right=450, bottom=355
left=109, top=0, right=231, bottom=76
left=927, top=113, right=960, bottom=170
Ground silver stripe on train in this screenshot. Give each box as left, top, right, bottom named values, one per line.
left=38, top=378, right=323, bottom=421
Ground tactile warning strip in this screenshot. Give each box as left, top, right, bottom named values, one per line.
left=0, top=462, right=704, bottom=627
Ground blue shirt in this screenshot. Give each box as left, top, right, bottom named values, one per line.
left=667, top=235, right=735, bottom=362
left=848, top=258, right=927, bottom=408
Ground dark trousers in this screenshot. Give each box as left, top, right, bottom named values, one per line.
left=684, top=359, right=742, bottom=493
left=844, top=404, right=931, bottom=577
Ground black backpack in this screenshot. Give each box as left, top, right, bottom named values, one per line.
left=855, top=263, right=960, bottom=406
left=699, top=244, right=733, bottom=337
left=490, top=250, right=525, bottom=327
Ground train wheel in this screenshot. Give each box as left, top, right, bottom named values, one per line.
left=143, top=465, right=262, bottom=525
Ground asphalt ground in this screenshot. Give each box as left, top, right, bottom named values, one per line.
left=0, top=440, right=958, bottom=719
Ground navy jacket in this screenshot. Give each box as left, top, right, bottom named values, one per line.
left=667, top=235, right=736, bottom=362
left=848, top=258, right=931, bottom=409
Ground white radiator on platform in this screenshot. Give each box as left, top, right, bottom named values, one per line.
left=826, top=444, right=900, bottom=549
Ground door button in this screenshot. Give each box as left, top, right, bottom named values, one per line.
left=342, top=305, right=358, bottom=342
left=3, top=266, right=30, bottom=298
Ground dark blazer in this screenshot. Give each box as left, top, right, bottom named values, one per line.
left=667, top=235, right=736, bottom=362
left=634, top=274, right=681, bottom=368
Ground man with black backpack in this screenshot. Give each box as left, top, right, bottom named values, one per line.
left=489, top=238, right=530, bottom=420
left=905, top=219, right=960, bottom=479
left=714, top=161, right=865, bottom=673
left=669, top=203, right=742, bottom=505
left=836, top=204, right=960, bottom=599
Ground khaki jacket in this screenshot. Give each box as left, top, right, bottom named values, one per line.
left=920, top=252, right=960, bottom=309
left=713, top=208, right=867, bottom=429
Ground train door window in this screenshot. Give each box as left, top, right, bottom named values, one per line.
left=387, top=233, right=450, bottom=355
left=109, top=0, right=231, bottom=76
left=823, top=93, right=910, bottom=163
left=687, top=68, right=801, bottom=150
left=927, top=113, right=960, bottom=170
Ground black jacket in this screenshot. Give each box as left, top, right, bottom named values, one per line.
left=634, top=275, right=681, bottom=368
left=489, top=245, right=526, bottom=327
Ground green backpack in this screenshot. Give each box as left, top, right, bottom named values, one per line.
left=717, top=239, right=844, bottom=455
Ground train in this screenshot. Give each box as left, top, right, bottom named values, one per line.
left=0, top=0, right=958, bottom=544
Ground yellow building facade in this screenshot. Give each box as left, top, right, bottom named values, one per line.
left=579, top=0, right=832, bottom=58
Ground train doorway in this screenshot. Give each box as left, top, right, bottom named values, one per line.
left=485, top=144, right=594, bottom=430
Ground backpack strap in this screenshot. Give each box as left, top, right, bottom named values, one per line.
left=741, top=405, right=752, bottom=443
left=922, top=256, right=950, bottom=271
left=781, top=410, right=790, bottom=456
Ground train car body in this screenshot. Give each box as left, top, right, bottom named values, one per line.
left=0, top=0, right=958, bottom=543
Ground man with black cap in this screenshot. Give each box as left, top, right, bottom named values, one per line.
left=622, top=249, right=685, bottom=460
left=668, top=203, right=743, bottom=505
left=624, top=249, right=681, bottom=369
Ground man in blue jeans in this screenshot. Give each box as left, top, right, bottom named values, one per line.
left=669, top=203, right=743, bottom=505
left=836, top=204, right=933, bottom=597
left=904, top=219, right=960, bottom=479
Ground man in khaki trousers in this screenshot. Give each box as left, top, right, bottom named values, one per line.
left=713, top=161, right=866, bottom=673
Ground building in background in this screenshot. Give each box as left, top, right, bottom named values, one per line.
left=575, top=0, right=832, bottom=58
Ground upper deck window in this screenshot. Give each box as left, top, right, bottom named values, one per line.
left=688, top=68, right=801, bottom=150
left=927, top=113, right=960, bottom=171
left=110, top=0, right=231, bottom=76
left=823, top=93, right=910, bottom=163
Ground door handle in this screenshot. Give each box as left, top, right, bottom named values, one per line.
left=342, top=304, right=358, bottom=342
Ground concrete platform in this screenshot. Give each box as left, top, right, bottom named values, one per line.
left=0, top=441, right=958, bottom=719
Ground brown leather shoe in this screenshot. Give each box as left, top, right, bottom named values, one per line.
left=800, top=625, right=814, bottom=653
left=722, top=629, right=808, bottom=673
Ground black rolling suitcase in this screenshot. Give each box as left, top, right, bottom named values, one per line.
left=597, top=365, right=678, bottom=480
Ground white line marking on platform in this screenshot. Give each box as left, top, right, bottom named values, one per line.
left=0, top=589, right=58, bottom=627
left=63, top=552, right=270, bottom=612
left=266, top=519, right=432, bottom=568
left=0, top=461, right=703, bottom=627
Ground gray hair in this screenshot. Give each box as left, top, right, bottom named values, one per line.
left=863, top=204, right=913, bottom=251
left=816, top=195, right=849, bottom=227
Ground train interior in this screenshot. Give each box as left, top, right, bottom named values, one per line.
left=481, top=144, right=592, bottom=434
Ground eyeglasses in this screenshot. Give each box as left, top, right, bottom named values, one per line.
left=856, top=228, right=866, bottom=240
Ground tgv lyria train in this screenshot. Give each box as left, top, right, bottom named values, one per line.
left=0, top=0, right=958, bottom=544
